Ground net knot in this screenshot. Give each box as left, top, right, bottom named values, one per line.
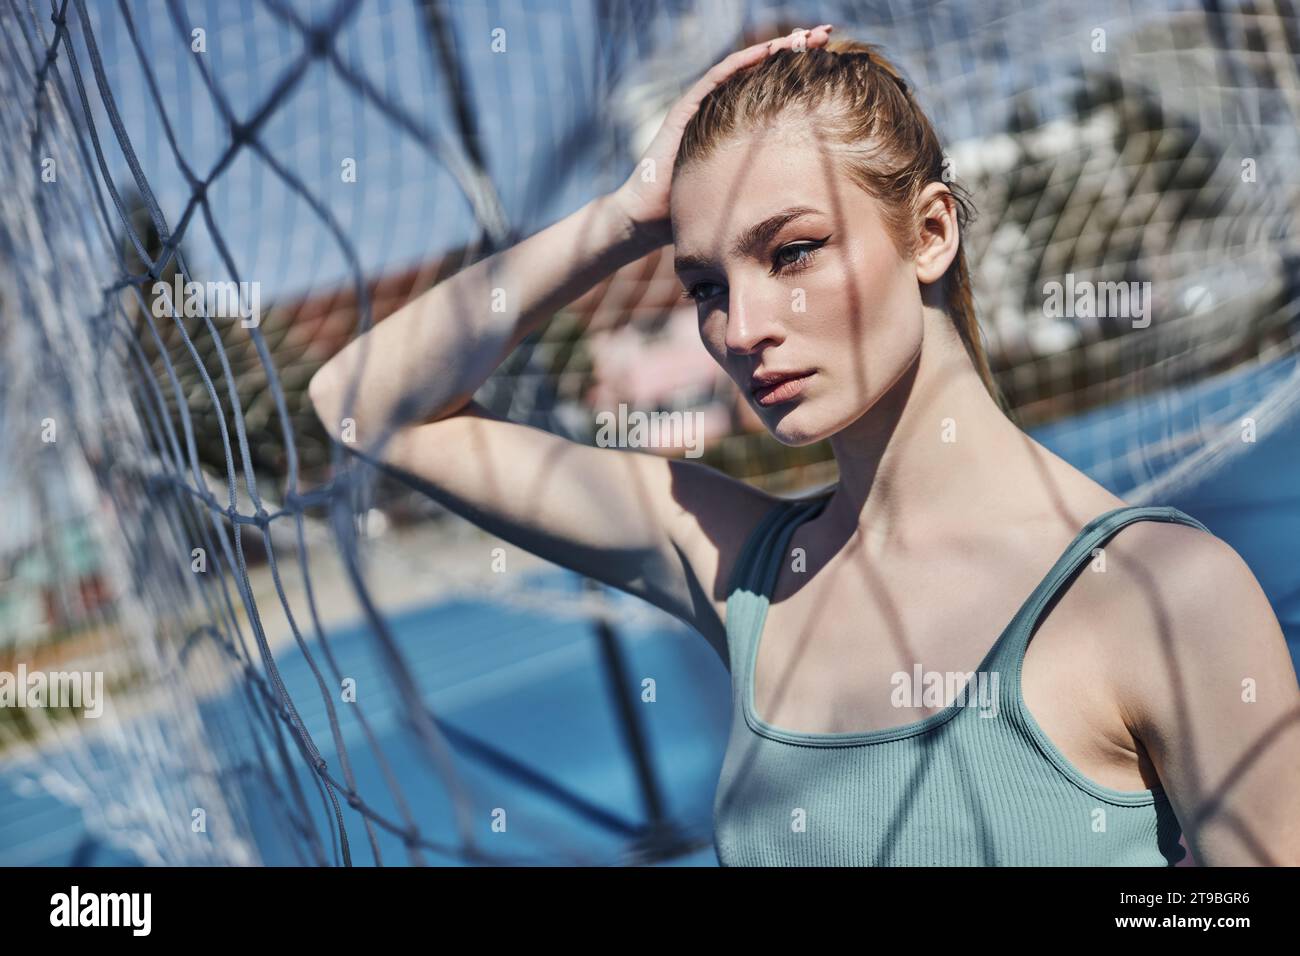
left=307, top=26, right=333, bottom=58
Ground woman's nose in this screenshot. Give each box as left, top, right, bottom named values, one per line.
left=724, top=284, right=784, bottom=355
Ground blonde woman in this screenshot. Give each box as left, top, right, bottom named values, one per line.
left=310, top=26, right=1300, bottom=866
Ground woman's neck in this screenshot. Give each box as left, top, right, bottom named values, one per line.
left=822, top=309, right=1036, bottom=555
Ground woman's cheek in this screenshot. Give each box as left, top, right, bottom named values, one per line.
left=698, top=312, right=728, bottom=358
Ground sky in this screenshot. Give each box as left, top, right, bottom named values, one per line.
left=72, top=0, right=672, bottom=301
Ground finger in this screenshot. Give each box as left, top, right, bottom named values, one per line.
left=674, top=25, right=835, bottom=118
left=766, top=24, right=834, bottom=54
left=715, top=24, right=833, bottom=77
left=674, top=44, right=768, bottom=114
left=719, top=27, right=830, bottom=80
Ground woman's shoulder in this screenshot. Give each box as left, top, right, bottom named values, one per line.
left=1096, top=500, right=1223, bottom=567
left=1073, top=502, right=1272, bottom=667
left=656, top=460, right=806, bottom=636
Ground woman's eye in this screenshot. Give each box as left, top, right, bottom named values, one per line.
left=682, top=282, right=723, bottom=303
left=772, top=240, right=824, bottom=275
left=681, top=237, right=829, bottom=301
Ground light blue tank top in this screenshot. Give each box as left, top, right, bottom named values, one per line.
left=713, top=494, right=1211, bottom=866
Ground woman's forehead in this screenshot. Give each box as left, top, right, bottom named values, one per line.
left=671, top=146, right=873, bottom=243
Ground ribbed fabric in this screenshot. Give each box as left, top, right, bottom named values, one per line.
left=713, top=494, right=1210, bottom=866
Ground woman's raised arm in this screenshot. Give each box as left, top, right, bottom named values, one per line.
left=307, top=26, right=834, bottom=653
left=307, top=191, right=653, bottom=451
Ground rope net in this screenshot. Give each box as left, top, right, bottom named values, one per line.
left=0, top=0, right=1297, bottom=866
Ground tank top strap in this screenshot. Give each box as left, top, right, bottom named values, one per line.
left=990, top=503, right=1212, bottom=670
left=724, top=493, right=831, bottom=670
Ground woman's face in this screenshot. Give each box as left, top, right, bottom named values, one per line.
left=670, top=124, right=926, bottom=446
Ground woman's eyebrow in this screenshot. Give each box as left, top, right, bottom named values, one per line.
left=674, top=205, right=824, bottom=274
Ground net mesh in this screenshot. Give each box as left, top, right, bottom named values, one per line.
left=1, top=0, right=1297, bottom=866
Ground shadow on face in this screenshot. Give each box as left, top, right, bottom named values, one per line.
left=669, top=118, right=927, bottom=448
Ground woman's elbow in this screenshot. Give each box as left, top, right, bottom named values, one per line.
left=307, top=362, right=401, bottom=451
left=307, top=364, right=348, bottom=443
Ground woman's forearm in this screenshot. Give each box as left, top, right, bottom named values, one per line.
left=308, top=191, right=656, bottom=452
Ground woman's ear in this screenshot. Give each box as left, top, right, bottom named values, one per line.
left=913, top=183, right=959, bottom=285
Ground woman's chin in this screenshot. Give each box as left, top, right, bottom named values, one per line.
left=765, top=411, right=831, bottom=447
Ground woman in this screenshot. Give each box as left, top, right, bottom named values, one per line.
left=309, top=27, right=1300, bottom=866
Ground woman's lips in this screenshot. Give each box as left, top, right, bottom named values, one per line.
left=752, top=372, right=814, bottom=406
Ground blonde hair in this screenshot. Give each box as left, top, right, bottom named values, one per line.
left=676, top=38, right=1010, bottom=414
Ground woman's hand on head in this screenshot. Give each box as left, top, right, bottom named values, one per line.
left=608, top=24, right=834, bottom=251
